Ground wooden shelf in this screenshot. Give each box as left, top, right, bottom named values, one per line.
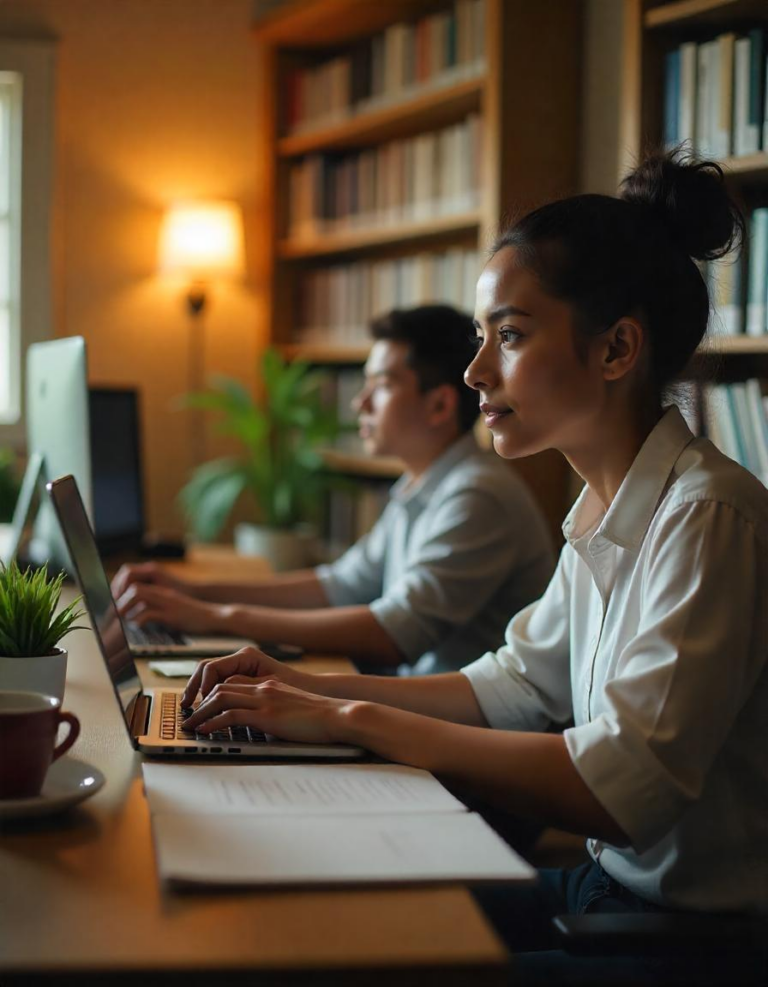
left=644, top=0, right=766, bottom=29
left=279, top=75, right=484, bottom=157
left=253, top=0, right=443, bottom=47
left=321, top=447, right=403, bottom=479
left=706, top=335, right=768, bottom=354
left=279, top=211, right=482, bottom=259
left=722, top=153, right=768, bottom=181
left=280, top=343, right=370, bottom=364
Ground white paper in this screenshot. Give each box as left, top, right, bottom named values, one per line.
left=142, top=762, right=467, bottom=816
left=148, top=660, right=199, bottom=678
left=151, top=811, right=537, bottom=887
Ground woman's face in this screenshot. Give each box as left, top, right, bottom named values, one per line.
left=466, top=246, right=610, bottom=461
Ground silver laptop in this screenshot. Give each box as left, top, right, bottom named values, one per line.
left=48, top=464, right=287, bottom=659
left=47, top=474, right=365, bottom=759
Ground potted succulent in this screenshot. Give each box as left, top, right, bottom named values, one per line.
left=179, top=348, right=348, bottom=570
left=0, top=561, right=86, bottom=702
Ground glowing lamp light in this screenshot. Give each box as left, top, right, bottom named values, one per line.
left=158, top=200, right=245, bottom=313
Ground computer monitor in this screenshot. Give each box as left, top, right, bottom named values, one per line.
left=25, top=336, right=93, bottom=571
left=89, top=387, right=145, bottom=554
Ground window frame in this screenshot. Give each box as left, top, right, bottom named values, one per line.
left=0, top=39, right=55, bottom=445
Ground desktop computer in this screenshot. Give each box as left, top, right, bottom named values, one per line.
left=19, top=337, right=149, bottom=573
left=25, top=337, right=92, bottom=572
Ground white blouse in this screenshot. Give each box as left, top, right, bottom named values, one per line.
left=462, top=406, right=768, bottom=912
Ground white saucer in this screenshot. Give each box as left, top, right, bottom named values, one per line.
left=0, top=756, right=106, bottom=820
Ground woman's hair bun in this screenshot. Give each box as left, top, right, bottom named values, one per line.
left=620, top=146, right=744, bottom=262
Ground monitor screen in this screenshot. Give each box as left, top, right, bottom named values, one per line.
left=89, top=387, right=144, bottom=553
left=25, top=337, right=92, bottom=572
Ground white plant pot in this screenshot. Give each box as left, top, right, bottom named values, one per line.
left=0, top=647, right=68, bottom=703
left=234, top=523, right=316, bottom=572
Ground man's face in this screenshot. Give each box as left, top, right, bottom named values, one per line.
left=354, top=340, right=429, bottom=459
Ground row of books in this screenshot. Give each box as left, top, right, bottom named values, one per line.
left=704, top=207, right=768, bottom=337
left=704, top=380, right=768, bottom=486
left=323, top=481, right=393, bottom=560
left=295, top=248, right=480, bottom=346
left=282, top=0, right=486, bottom=135
left=663, top=28, right=768, bottom=159
left=287, top=115, right=482, bottom=240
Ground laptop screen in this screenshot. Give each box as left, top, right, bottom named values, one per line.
left=46, top=474, right=142, bottom=734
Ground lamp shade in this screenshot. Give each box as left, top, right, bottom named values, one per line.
left=158, top=200, right=245, bottom=279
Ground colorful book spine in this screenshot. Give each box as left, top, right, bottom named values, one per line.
left=746, top=208, right=768, bottom=337
left=664, top=48, right=680, bottom=147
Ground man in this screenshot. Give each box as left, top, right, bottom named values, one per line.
left=112, top=305, right=554, bottom=674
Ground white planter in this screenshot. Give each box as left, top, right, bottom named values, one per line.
left=0, top=647, right=68, bottom=703
left=234, top=523, right=316, bottom=572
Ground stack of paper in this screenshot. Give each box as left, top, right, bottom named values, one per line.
left=143, top=762, right=537, bottom=889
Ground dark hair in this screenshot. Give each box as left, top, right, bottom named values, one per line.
left=370, top=304, right=478, bottom=432
left=490, top=147, right=745, bottom=396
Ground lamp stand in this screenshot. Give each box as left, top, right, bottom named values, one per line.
left=186, top=283, right=207, bottom=471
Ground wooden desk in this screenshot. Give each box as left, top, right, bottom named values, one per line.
left=0, top=587, right=508, bottom=985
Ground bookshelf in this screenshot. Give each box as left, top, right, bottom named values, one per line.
left=252, top=0, right=583, bottom=551
left=623, top=0, right=768, bottom=483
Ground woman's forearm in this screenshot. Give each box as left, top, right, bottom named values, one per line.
left=336, top=702, right=628, bottom=845
left=306, top=669, right=489, bottom=726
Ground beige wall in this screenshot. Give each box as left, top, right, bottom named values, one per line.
left=0, top=0, right=267, bottom=534
left=579, top=0, right=626, bottom=194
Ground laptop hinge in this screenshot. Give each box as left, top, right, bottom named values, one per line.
left=127, top=692, right=151, bottom=737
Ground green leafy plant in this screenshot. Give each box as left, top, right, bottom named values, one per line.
left=0, top=447, right=20, bottom=523
left=0, top=561, right=86, bottom=657
left=179, top=348, right=349, bottom=541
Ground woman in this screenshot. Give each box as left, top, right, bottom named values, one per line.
left=179, top=150, right=768, bottom=984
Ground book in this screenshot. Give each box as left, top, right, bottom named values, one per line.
left=746, top=208, right=768, bottom=337
left=678, top=41, right=698, bottom=148
left=712, top=33, right=735, bottom=160
left=664, top=49, right=680, bottom=148
left=744, top=379, right=768, bottom=485
left=143, top=762, right=536, bottom=889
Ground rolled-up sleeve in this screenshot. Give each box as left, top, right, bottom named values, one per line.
left=565, top=500, right=768, bottom=853
left=462, top=545, right=574, bottom=730
left=369, top=487, right=545, bottom=664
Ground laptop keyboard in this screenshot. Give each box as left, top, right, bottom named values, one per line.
left=128, top=621, right=186, bottom=647
left=160, top=691, right=267, bottom=744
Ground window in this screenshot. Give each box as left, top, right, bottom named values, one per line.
left=0, top=72, right=21, bottom=424
left=0, top=40, right=55, bottom=442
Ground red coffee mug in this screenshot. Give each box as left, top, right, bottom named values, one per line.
left=0, top=691, right=80, bottom=799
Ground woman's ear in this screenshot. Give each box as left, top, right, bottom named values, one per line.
left=601, top=317, right=644, bottom=381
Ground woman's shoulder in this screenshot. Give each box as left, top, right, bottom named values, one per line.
left=663, top=435, right=768, bottom=536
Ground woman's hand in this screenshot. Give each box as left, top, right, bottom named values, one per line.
left=181, top=678, right=360, bottom=746
left=111, top=561, right=195, bottom=600
left=181, top=647, right=310, bottom=706
left=114, top=582, right=223, bottom=634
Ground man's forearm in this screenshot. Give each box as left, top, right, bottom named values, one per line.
left=217, top=603, right=404, bottom=665
left=194, top=570, right=330, bottom=608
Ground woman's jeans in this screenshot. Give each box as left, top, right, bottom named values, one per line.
left=472, top=859, right=767, bottom=986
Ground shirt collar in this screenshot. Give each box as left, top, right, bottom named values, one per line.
left=562, top=405, right=696, bottom=551
left=391, top=431, right=480, bottom=507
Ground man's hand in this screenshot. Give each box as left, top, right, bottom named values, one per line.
left=181, top=647, right=310, bottom=706
left=114, top=582, right=223, bottom=634
left=111, top=561, right=194, bottom=601
left=180, top=677, right=360, bottom=746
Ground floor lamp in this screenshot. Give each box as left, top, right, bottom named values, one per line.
left=158, top=200, right=245, bottom=469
